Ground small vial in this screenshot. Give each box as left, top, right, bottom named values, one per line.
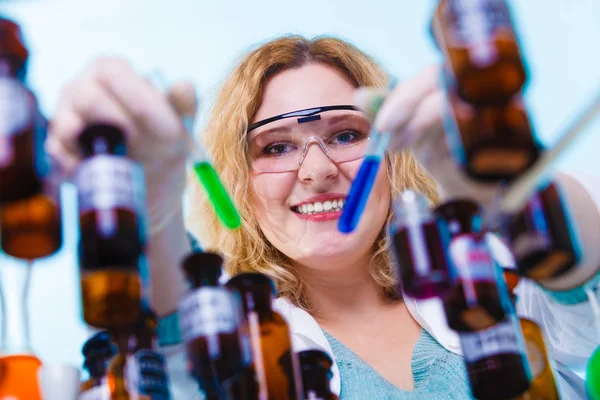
left=79, top=330, right=116, bottom=398
left=434, top=200, right=506, bottom=331
left=178, top=252, right=249, bottom=399
left=75, top=124, right=146, bottom=330
left=459, top=315, right=531, bottom=399
left=443, top=91, right=541, bottom=182
left=506, top=181, right=582, bottom=281
left=297, top=350, right=338, bottom=400
left=226, top=273, right=303, bottom=400
left=126, top=307, right=171, bottom=400
left=431, top=0, right=527, bottom=104
left=0, top=19, right=62, bottom=259
left=389, top=190, right=452, bottom=299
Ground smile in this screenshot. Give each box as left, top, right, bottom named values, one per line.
left=292, top=198, right=345, bottom=215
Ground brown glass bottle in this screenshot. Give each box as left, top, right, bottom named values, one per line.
left=459, top=314, right=531, bottom=399
left=75, top=124, right=146, bottom=330
left=0, top=17, right=41, bottom=204
left=434, top=200, right=506, bottom=331
left=506, top=181, right=582, bottom=281
left=444, top=91, right=541, bottom=182
left=226, top=273, right=302, bottom=400
left=297, top=350, right=338, bottom=400
left=0, top=19, right=62, bottom=259
left=80, top=330, right=116, bottom=397
left=178, top=252, right=251, bottom=400
left=431, top=0, right=527, bottom=105
left=126, top=307, right=171, bottom=400
left=390, top=190, right=452, bottom=299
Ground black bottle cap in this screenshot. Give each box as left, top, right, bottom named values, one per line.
left=78, top=124, right=127, bottom=157
left=182, top=251, right=224, bottom=288
left=226, top=273, right=276, bottom=313
left=0, top=17, right=28, bottom=79
left=82, top=330, right=116, bottom=360
left=298, top=349, right=333, bottom=370
left=434, top=199, right=482, bottom=237
left=298, top=350, right=334, bottom=396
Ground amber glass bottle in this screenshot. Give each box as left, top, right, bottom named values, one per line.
left=434, top=200, right=506, bottom=331
left=75, top=124, right=146, bottom=330
left=178, top=252, right=251, bottom=399
left=0, top=18, right=62, bottom=259
left=79, top=330, right=115, bottom=398
left=443, top=91, right=540, bottom=182
left=226, top=273, right=302, bottom=400
left=506, top=181, right=581, bottom=281
left=298, top=350, right=338, bottom=400
left=431, top=0, right=527, bottom=104
left=389, top=190, right=452, bottom=299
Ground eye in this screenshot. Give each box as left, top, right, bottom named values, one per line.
left=331, top=130, right=364, bottom=145
left=263, top=142, right=295, bottom=156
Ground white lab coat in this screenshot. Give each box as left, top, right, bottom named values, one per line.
left=163, top=172, right=600, bottom=400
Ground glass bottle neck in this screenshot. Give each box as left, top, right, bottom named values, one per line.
left=0, top=261, right=34, bottom=354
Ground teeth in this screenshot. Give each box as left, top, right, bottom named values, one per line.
left=294, top=198, right=345, bottom=215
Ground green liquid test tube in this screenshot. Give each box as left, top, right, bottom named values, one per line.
left=588, top=346, right=600, bottom=399
left=194, top=161, right=241, bottom=230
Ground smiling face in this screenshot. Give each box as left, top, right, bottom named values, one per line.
left=247, top=63, right=391, bottom=271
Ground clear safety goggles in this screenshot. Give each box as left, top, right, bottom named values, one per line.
left=247, top=105, right=371, bottom=173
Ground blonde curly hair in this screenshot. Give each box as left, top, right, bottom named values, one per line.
left=187, top=35, right=440, bottom=309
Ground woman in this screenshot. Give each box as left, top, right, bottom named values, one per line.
left=48, top=36, right=600, bottom=399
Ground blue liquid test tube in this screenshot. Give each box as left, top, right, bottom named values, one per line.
left=338, top=131, right=392, bottom=233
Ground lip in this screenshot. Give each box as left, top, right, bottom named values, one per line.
left=294, top=210, right=343, bottom=222
left=290, top=192, right=347, bottom=208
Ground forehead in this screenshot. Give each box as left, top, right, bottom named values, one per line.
left=252, top=63, right=357, bottom=124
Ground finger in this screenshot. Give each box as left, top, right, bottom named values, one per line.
left=53, top=79, right=136, bottom=152
left=374, top=65, right=441, bottom=134
left=167, top=81, right=198, bottom=119
left=44, top=135, right=80, bottom=177
left=93, top=58, right=183, bottom=142
left=354, top=87, right=392, bottom=122
left=388, top=89, right=445, bottom=151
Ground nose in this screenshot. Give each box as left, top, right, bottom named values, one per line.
left=297, top=140, right=339, bottom=184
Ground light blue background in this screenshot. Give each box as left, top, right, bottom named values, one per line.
left=0, top=0, right=598, bottom=370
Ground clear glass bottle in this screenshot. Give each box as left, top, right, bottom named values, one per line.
left=389, top=190, right=452, bottom=299
left=0, top=262, right=42, bottom=399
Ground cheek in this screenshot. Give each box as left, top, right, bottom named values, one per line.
left=250, top=172, right=296, bottom=220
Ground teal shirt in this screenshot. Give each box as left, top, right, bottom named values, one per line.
left=324, top=329, right=474, bottom=399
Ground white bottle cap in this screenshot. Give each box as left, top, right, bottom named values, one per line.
left=38, top=364, right=81, bottom=400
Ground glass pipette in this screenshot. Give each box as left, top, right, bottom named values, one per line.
left=338, top=82, right=396, bottom=234
left=153, top=74, right=242, bottom=230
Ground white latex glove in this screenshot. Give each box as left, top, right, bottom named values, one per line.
left=46, top=57, right=197, bottom=232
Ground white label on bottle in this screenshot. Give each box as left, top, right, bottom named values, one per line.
left=0, top=78, right=34, bottom=167
left=77, top=384, right=110, bottom=400
left=448, top=0, right=511, bottom=66
left=460, top=318, right=521, bottom=363
left=525, top=339, right=546, bottom=377
left=178, top=287, right=238, bottom=343
left=125, top=350, right=170, bottom=399
left=512, top=232, right=551, bottom=261
left=75, top=155, right=146, bottom=214
left=407, top=223, right=432, bottom=276
left=449, top=235, right=498, bottom=283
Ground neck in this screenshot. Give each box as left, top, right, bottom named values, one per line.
left=293, top=254, right=394, bottom=323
